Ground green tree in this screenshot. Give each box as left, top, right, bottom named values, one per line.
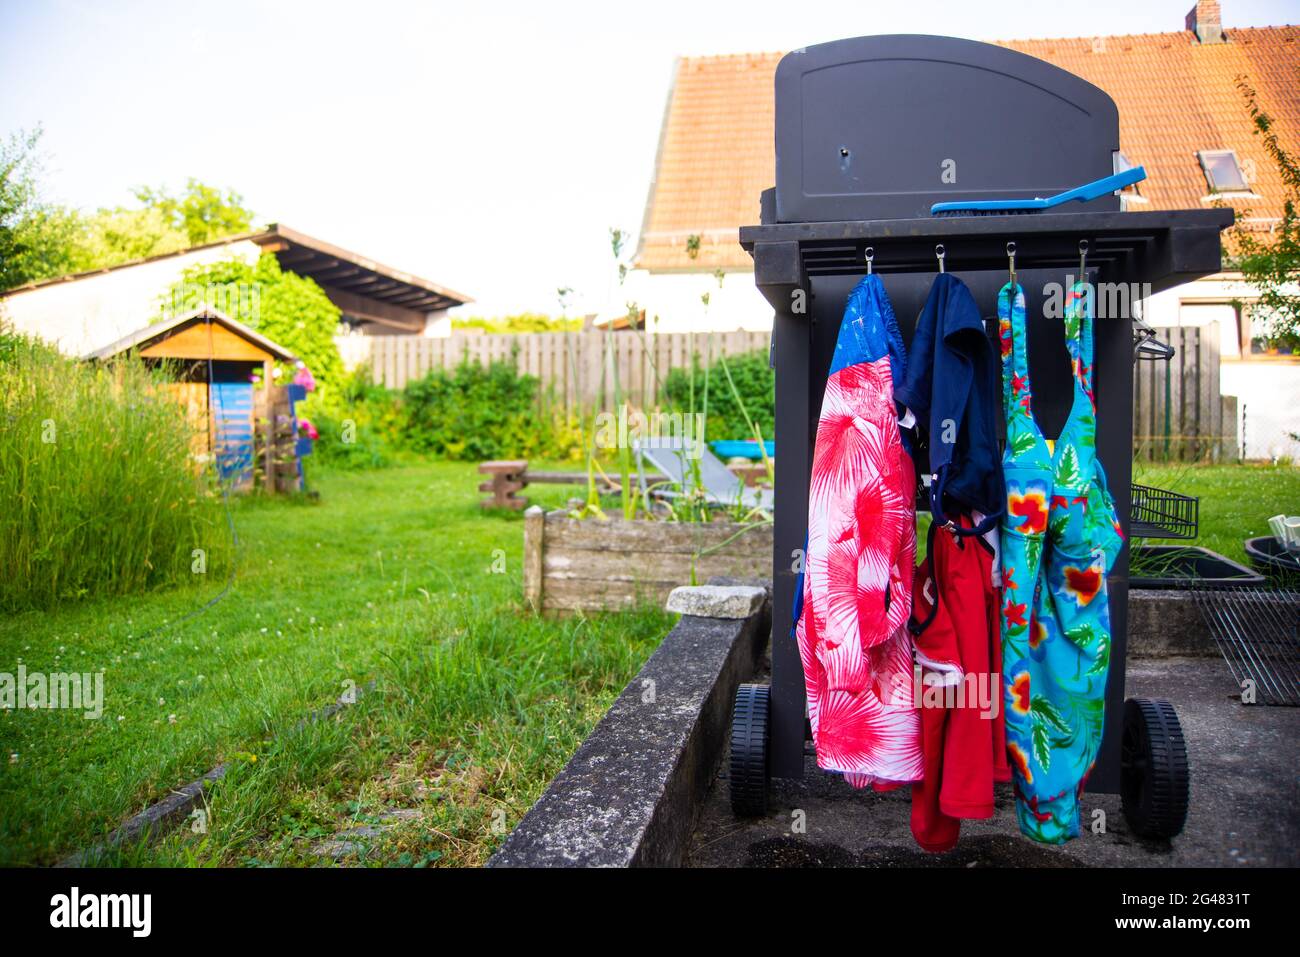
left=134, top=178, right=255, bottom=246
left=2, top=126, right=256, bottom=289
left=451, top=312, right=582, bottom=334
left=0, top=127, right=83, bottom=288
left=1231, top=77, right=1300, bottom=351
left=166, top=253, right=343, bottom=386
left=78, top=205, right=187, bottom=266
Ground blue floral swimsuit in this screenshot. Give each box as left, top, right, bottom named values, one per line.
left=998, top=281, right=1124, bottom=843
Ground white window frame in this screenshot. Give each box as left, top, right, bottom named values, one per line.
left=1198, top=149, right=1251, bottom=195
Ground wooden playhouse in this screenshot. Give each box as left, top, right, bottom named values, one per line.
left=87, top=306, right=306, bottom=491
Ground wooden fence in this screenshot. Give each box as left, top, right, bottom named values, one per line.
left=1132, top=324, right=1239, bottom=462
left=361, top=329, right=770, bottom=414
left=356, top=324, right=1236, bottom=461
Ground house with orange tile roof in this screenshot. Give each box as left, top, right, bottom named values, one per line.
left=625, top=1, right=1298, bottom=459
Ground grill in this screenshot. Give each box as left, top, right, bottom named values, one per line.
left=729, top=34, right=1232, bottom=839
left=1193, top=587, right=1300, bottom=707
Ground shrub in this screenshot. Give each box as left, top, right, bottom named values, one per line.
left=299, top=360, right=587, bottom=469
left=0, top=325, right=226, bottom=610
left=403, top=357, right=541, bottom=460
left=297, top=366, right=407, bottom=470
left=662, top=349, right=774, bottom=442
left=165, top=253, right=344, bottom=387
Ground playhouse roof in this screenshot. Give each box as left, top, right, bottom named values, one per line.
left=85, top=306, right=298, bottom=363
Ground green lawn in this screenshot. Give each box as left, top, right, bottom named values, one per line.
left=0, top=461, right=671, bottom=866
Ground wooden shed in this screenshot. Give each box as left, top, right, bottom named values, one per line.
left=86, top=307, right=297, bottom=488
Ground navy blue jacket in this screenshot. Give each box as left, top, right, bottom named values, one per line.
left=895, top=273, right=1004, bottom=532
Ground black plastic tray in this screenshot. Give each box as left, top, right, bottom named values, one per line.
left=1244, top=536, right=1300, bottom=584
left=1129, top=545, right=1265, bottom=589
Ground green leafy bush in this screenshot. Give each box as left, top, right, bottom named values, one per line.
left=165, top=253, right=344, bottom=387
left=298, top=360, right=584, bottom=467
left=0, top=324, right=226, bottom=610
left=297, top=367, right=407, bottom=470
left=662, top=349, right=774, bottom=442
left=404, top=358, right=542, bottom=460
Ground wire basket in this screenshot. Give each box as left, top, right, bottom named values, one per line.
left=1130, top=483, right=1199, bottom=539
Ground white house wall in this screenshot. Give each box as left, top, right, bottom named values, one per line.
left=623, top=268, right=771, bottom=334
left=1141, top=273, right=1299, bottom=461
left=1220, top=362, right=1300, bottom=461
left=0, top=240, right=265, bottom=357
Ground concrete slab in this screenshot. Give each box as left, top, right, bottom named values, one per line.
left=686, top=656, right=1299, bottom=868
left=667, top=584, right=767, bottom=619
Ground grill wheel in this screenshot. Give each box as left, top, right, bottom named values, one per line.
left=729, top=684, right=771, bottom=816
left=1120, top=697, right=1190, bottom=839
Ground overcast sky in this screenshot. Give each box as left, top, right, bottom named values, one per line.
left=1, top=0, right=1294, bottom=317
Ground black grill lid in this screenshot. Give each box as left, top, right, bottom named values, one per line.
left=774, top=34, right=1121, bottom=223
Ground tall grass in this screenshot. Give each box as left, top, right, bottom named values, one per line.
left=0, top=328, right=223, bottom=610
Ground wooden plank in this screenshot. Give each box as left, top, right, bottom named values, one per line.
left=1220, top=393, right=1239, bottom=461
left=430, top=337, right=445, bottom=376
left=1171, top=326, right=1186, bottom=460
left=657, top=333, right=672, bottom=407
left=1131, top=348, right=1143, bottom=459
left=523, top=506, right=545, bottom=609
left=587, top=331, right=604, bottom=410
left=1152, top=332, right=1169, bottom=459
left=413, top=337, right=428, bottom=383
left=526, top=470, right=628, bottom=486
left=543, top=545, right=768, bottom=583
left=542, top=514, right=774, bottom=554
left=1200, top=320, right=1220, bottom=462
left=538, top=334, right=554, bottom=411
left=140, top=322, right=274, bottom=362
left=541, top=577, right=672, bottom=612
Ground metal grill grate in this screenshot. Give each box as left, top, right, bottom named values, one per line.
left=1130, top=483, right=1199, bottom=539
left=1192, top=587, right=1300, bottom=707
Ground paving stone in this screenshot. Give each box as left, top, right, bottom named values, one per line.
left=666, top=584, right=766, bottom=619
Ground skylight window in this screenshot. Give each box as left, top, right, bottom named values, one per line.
left=1198, top=149, right=1250, bottom=193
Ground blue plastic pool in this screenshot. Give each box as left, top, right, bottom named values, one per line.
left=710, top=440, right=775, bottom=461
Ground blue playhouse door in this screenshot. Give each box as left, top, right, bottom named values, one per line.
left=210, top=381, right=255, bottom=486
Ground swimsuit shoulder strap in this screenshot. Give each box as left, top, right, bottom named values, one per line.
left=999, top=281, right=1031, bottom=417
left=1064, top=280, right=1095, bottom=401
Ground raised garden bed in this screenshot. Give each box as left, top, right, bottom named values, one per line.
left=1129, top=545, right=1264, bottom=589
left=523, top=507, right=772, bottom=614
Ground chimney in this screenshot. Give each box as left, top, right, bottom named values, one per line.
left=1186, top=0, right=1226, bottom=43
